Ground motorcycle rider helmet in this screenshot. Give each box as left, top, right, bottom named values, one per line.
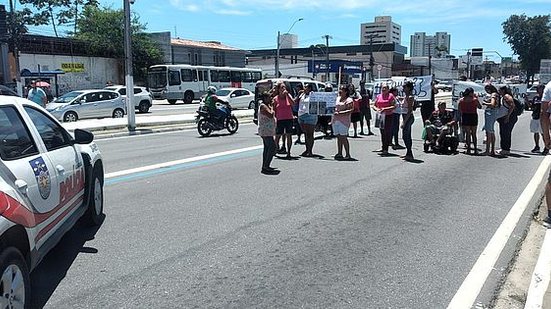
left=207, top=86, right=217, bottom=94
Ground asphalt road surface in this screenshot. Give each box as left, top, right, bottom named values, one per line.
left=145, top=99, right=253, bottom=117
left=30, top=110, right=545, bottom=308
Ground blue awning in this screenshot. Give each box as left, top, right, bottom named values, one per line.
left=20, top=69, right=65, bottom=77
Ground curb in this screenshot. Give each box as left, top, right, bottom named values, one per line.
left=66, top=113, right=255, bottom=139
left=525, top=218, right=551, bottom=309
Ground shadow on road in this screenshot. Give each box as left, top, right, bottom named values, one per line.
left=30, top=216, right=105, bottom=308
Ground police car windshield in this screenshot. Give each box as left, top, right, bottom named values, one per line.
left=54, top=91, right=83, bottom=103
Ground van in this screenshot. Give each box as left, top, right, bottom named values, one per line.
left=253, top=77, right=327, bottom=124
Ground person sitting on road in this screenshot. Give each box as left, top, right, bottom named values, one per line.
left=425, top=102, right=456, bottom=148
left=204, top=86, right=229, bottom=121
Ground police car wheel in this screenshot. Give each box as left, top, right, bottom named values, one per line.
left=84, top=169, right=104, bottom=226
left=0, top=247, right=30, bottom=309
left=63, top=112, right=78, bottom=122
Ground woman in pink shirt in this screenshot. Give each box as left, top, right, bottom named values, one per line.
left=273, top=82, right=295, bottom=158
left=373, top=84, right=396, bottom=155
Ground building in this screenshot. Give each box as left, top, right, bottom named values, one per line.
left=360, top=16, right=401, bottom=45
left=149, top=32, right=247, bottom=67
left=279, top=33, right=298, bottom=49
left=247, top=42, right=408, bottom=83
left=410, top=32, right=451, bottom=58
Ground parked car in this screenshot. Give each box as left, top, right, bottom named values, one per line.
left=0, top=95, right=104, bottom=307
left=46, top=89, right=126, bottom=122
left=214, top=88, right=255, bottom=109
left=104, top=85, right=153, bottom=113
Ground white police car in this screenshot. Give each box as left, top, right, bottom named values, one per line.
left=0, top=95, right=104, bottom=307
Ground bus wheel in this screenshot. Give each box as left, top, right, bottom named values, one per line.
left=167, top=99, right=177, bottom=105
left=183, top=91, right=194, bottom=104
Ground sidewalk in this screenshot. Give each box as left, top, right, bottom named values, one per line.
left=61, top=109, right=255, bottom=138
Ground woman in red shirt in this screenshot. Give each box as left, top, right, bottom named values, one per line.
left=273, top=82, right=296, bottom=158
left=373, top=84, right=396, bottom=155
left=458, top=87, right=480, bottom=155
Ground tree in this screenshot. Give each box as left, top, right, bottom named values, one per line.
left=502, top=14, right=551, bottom=83
left=74, top=6, right=163, bottom=83
left=435, top=45, right=448, bottom=58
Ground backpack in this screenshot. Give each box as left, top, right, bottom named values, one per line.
left=513, top=98, right=524, bottom=116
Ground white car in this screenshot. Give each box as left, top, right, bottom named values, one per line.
left=104, top=85, right=153, bottom=113
left=0, top=95, right=104, bottom=307
left=215, top=88, right=255, bottom=109
left=46, top=89, right=126, bottom=122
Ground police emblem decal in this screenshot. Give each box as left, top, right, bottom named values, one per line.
left=29, top=157, right=51, bottom=200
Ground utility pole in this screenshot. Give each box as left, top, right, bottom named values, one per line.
left=428, top=42, right=432, bottom=76
left=322, top=34, right=332, bottom=82
left=8, top=0, right=21, bottom=95
left=123, top=0, right=136, bottom=131
left=466, top=51, right=471, bottom=80
left=365, top=34, right=378, bottom=82
left=275, top=31, right=280, bottom=77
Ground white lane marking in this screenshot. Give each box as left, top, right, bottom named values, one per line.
left=105, top=145, right=262, bottom=179
left=525, top=228, right=551, bottom=309
left=447, top=156, right=551, bottom=309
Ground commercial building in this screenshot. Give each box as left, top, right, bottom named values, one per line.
left=360, top=16, right=401, bottom=45
left=410, top=32, right=451, bottom=58
left=149, top=32, right=247, bottom=67
left=247, top=42, right=408, bottom=83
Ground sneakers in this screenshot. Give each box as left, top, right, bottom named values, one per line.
left=542, top=148, right=549, bottom=155
left=498, top=149, right=510, bottom=156
left=277, top=147, right=287, bottom=154
left=261, top=167, right=280, bottom=175
left=392, top=144, right=406, bottom=150
left=531, top=146, right=541, bottom=153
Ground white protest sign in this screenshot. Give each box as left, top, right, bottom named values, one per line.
left=309, top=92, right=337, bottom=115
left=451, top=81, right=485, bottom=110
left=372, top=75, right=433, bottom=101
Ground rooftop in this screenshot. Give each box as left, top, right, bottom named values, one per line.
left=171, top=38, right=243, bottom=51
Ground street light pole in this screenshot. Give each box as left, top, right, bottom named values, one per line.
left=275, top=18, right=303, bottom=78
left=123, top=0, right=135, bottom=131
left=322, top=34, right=332, bottom=82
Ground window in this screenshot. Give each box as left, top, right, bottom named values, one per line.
left=107, top=92, right=119, bottom=100
left=168, top=70, right=181, bottom=86
left=83, top=93, right=99, bottom=103
left=118, top=89, right=127, bottom=95
left=218, top=71, right=230, bottom=82
left=242, top=72, right=252, bottom=82
left=230, top=71, right=242, bottom=83
left=24, top=107, right=72, bottom=151
left=252, top=72, right=261, bottom=82
left=0, top=106, right=39, bottom=160
left=181, top=69, right=193, bottom=82
left=210, top=70, right=219, bottom=82
left=134, top=88, right=142, bottom=94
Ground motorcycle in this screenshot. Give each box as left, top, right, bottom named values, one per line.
left=195, top=103, right=239, bottom=137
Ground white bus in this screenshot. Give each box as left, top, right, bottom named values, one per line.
left=147, top=64, right=262, bottom=104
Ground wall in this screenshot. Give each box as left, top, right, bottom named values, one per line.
left=20, top=53, right=121, bottom=95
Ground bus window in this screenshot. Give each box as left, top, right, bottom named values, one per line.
left=211, top=70, right=219, bottom=82
left=219, top=71, right=230, bottom=82
left=192, top=70, right=198, bottom=81
left=168, top=70, right=180, bottom=86
left=181, top=69, right=193, bottom=82
left=198, top=70, right=206, bottom=81
left=252, top=72, right=262, bottom=82
left=230, top=71, right=242, bottom=83
left=243, top=72, right=252, bottom=83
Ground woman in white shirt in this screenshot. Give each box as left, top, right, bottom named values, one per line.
left=297, top=83, right=318, bottom=157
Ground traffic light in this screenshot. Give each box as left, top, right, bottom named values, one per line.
left=472, top=48, right=483, bottom=57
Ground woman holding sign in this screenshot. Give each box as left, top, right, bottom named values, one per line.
left=333, top=85, right=354, bottom=160
left=297, top=83, right=317, bottom=157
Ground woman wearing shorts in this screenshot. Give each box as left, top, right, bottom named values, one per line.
left=332, top=85, right=354, bottom=160
left=349, top=84, right=362, bottom=138
left=297, top=83, right=318, bottom=157
left=373, top=84, right=396, bottom=155
left=482, top=84, right=499, bottom=156
left=458, top=87, right=480, bottom=155
left=273, top=82, right=295, bottom=158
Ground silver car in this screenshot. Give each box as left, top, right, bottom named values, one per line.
left=46, top=89, right=126, bottom=122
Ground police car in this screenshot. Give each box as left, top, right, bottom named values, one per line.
left=0, top=95, right=104, bottom=307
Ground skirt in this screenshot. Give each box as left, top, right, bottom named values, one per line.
left=461, top=113, right=478, bottom=126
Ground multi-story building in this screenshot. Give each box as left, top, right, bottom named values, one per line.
left=410, top=32, right=451, bottom=58
left=360, top=16, right=401, bottom=45
left=279, top=33, right=298, bottom=49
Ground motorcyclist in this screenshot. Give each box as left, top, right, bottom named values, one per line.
left=203, top=86, right=230, bottom=122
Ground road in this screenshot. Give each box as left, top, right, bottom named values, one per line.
left=145, top=99, right=253, bottom=117
left=30, top=110, right=545, bottom=308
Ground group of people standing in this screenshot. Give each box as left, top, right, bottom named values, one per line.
left=257, top=80, right=419, bottom=174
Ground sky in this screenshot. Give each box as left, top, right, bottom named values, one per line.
left=22, top=0, right=551, bottom=63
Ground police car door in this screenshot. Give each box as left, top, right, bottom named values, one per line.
left=22, top=106, right=84, bottom=220
left=0, top=104, right=60, bottom=233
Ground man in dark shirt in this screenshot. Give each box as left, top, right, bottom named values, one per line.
left=529, top=84, right=545, bottom=153
left=425, top=102, right=456, bottom=147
